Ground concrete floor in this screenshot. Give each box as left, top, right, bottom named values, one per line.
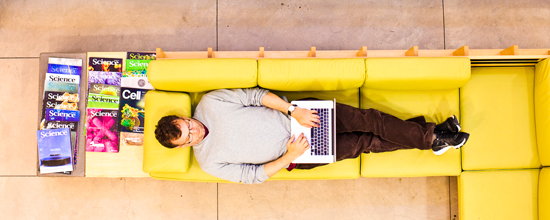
left=1, top=0, right=549, bottom=219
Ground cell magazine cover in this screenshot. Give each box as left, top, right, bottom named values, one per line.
left=119, top=88, right=147, bottom=133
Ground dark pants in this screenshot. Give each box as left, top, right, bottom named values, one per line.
left=295, top=102, right=435, bottom=170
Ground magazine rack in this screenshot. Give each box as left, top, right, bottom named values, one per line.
left=38, top=53, right=87, bottom=177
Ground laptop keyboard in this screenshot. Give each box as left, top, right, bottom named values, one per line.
left=310, top=108, right=330, bottom=156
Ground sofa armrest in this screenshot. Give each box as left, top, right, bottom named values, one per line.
left=535, top=58, right=550, bottom=166
left=143, top=91, right=193, bottom=173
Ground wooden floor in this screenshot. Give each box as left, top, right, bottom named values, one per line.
left=1, top=0, right=549, bottom=219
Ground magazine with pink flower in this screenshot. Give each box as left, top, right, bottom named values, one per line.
left=85, top=109, right=119, bottom=153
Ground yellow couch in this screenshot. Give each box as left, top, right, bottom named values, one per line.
left=143, top=57, right=470, bottom=182
left=457, top=58, right=550, bottom=220
left=142, top=54, right=550, bottom=219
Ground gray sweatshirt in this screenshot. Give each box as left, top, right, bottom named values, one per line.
left=192, top=88, right=291, bottom=184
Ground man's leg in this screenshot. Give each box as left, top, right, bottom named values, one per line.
left=335, top=103, right=435, bottom=150
left=294, top=132, right=412, bottom=170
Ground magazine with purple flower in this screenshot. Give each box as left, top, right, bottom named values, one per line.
left=88, top=71, right=122, bottom=86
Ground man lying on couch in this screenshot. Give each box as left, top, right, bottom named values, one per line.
left=154, top=88, right=470, bottom=184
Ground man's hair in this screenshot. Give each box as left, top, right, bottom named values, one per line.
left=154, top=115, right=182, bottom=149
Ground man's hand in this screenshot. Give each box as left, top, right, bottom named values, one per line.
left=291, top=107, right=320, bottom=128
left=264, top=133, right=310, bottom=177
left=260, top=92, right=320, bottom=128
left=286, top=133, right=310, bottom=159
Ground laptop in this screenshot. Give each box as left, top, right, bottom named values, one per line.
left=290, top=99, right=336, bottom=164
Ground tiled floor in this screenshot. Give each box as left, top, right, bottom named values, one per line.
left=1, top=0, right=549, bottom=219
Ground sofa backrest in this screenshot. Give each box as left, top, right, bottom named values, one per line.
left=363, top=57, right=471, bottom=90
left=258, top=58, right=365, bottom=91
left=147, top=58, right=258, bottom=92
left=534, top=58, right=550, bottom=166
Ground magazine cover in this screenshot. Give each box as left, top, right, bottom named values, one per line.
left=88, top=71, right=122, bottom=86
left=49, top=57, right=82, bottom=66
left=37, top=128, right=73, bottom=174
left=119, top=88, right=146, bottom=132
left=44, top=109, right=80, bottom=122
left=118, top=88, right=147, bottom=146
left=45, top=73, right=80, bottom=85
left=44, top=81, right=79, bottom=94
left=42, top=91, right=79, bottom=119
left=87, top=93, right=120, bottom=109
left=86, top=109, right=119, bottom=153
left=42, top=100, right=78, bottom=111
left=88, top=57, right=122, bottom=72
left=40, top=120, right=79, bottom=165
left=47, top=64, right=82, bottom=75
left=125, top=59, right=151, bottom=71
left=126, top=52, right=156, bottom=60
left=88, top=83, right=121, bottom=96
left=44, top=91, right=80, bottom=103
left=121, top=76, right=154, bottom=90
left=120, top=132, right=144, bottom=147
left=42, top=100, right=78, bottom=119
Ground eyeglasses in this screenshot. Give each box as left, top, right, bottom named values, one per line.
left=183, top=119, right=193, bottom=145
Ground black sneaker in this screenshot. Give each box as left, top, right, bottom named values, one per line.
left=432, top=132, right=470, bottom=156
left=434, top=115, right=461, bottom=134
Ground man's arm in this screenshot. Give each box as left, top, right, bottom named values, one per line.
left=209, top=134, right=308, bottom=183
left=261, top=92, right=320, bottom=128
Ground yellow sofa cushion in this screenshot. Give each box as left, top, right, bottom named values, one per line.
left=461, top=67, right=540, bottom=170
left=147, top=58, right=258, bottom=92
left=150, top=154, right=360, bottom=182
left=535, top=58, right=550, bottom=166
left=149, top=89, right=361, bottom=181
left=272, top=89, right=360, bottom=108
left=360, top=89, right=461, bottom=177
left=258, top=58, right=365, bottom=91
left=143, top=91, right=193, bottom=173
left=458, top=169, right=539, bottom=220
left=540, top=167, right=550, bottom=220
left=364, top=57, right=471, bottom=90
